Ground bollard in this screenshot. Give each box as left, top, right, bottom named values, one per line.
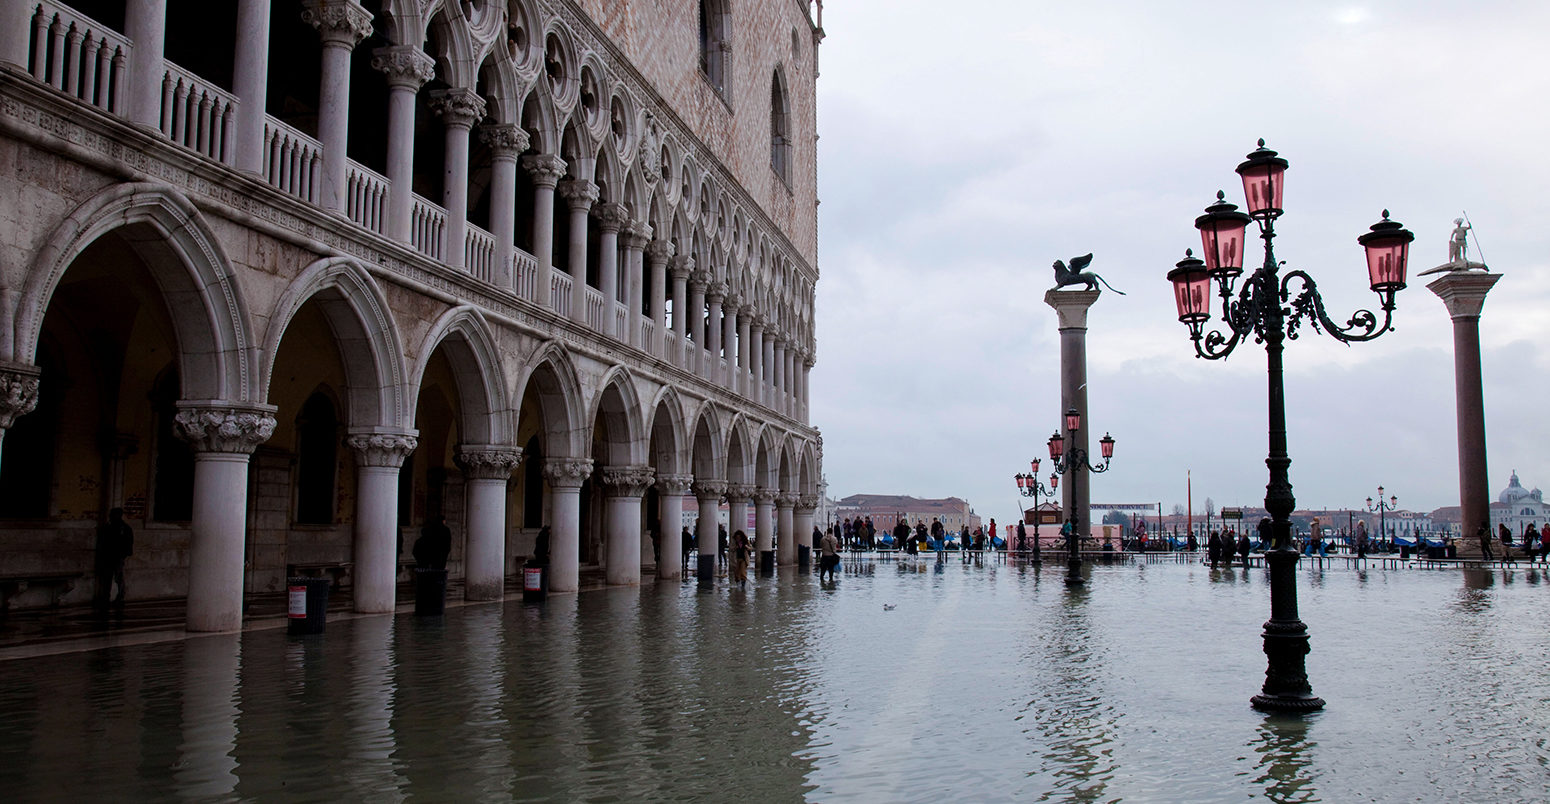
left=287, top=576, right=329, bottom=635
left=414, top=567, right=448, bottom=616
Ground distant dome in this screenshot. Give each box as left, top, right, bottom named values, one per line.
left=1498, top=471, right=1533, bottom=504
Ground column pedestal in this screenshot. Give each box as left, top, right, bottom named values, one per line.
left=1428, top=270, right=1502, bottom=556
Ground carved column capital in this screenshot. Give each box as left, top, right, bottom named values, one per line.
left=775, top=491, right=799, bottom=508
left=796, top=494, right=820, bottom=512
left=0, top=361, right=41, bottom=431
left=593, top=201, right=630, bottom=233
left=669, top=254, right=695, bottom=280
left=174, top=403, right=278, bottom=455
left=601, top=465, right=655, bottom=497
left=752, top=487, right=778, bottom=506
left=371, top=45, right=436, bottom=90
left=723, top=291, right=741, bottom=310
left=621, top=220, right=652, bottom=250
left=738, top=304, right=756, bottom=322
left=725, top=483, right=756, bottom=504
left=692, top=479, right=728, bottom=501
left=688, top=273, right=709, bottom=294
left=646, top=239, right=676, bottom=263
left=655, top=473, right=694, bottom=496
left=557, top=179, right=599, bottom=211
left=301, top=0, right=374, bottom=47
left=521, top=153, right=567, bottom=188
left=480, top=123, right=530, bottom=158
left=455, top=445, right=523, bottom=480
left=542, top=457, right=594, bottom=489
left=428, top=87, right=486, bottom=128
left=346, top=431, right=418, bottom=467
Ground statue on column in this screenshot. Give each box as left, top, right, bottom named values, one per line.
left=1421, top=217, right=1489, bottom=275
left=1050, top=253, right=1125, bottom=294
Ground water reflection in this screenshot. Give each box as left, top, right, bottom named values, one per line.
left=1019, top=583, right=1118, bottom=802
left=1251, top=716, right=1320, bottom=803
left=173, top=635, right=241, bottom=800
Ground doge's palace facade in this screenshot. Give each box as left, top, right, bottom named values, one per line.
left=0, top=0, right=822, bottom=630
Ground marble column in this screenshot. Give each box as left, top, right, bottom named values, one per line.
left=480, top=124, right=529, bottom=290
left=773, top=338, right=788, bottom=413
left=801, top=354, right=814, bottom=424
left=750, top=318, right=766, bottom=404
left=601, top=465, right=653, bottom=585
left=174, top=404, right=277, bottom=632
left=655, top=473, right=692, bottom=580
left=692, top=480, right=726, bottom=587
left=1045, top=289, right=1101, bottom=543
left=622, top=221, right=651, bottom=349
left=726, top=484, right=754, bottom=547
left=753, top=488, right=776, bottom=575
left=1428, top=270, right=1503, bottom=555
left=646, top=240, right=674, bottom=355
left=795, top=494, right=818, bottom=559
left=1, top=0, right=31, bottom=68
left=0, top=361, right=41, bottom=477
left=232, top=0, right=278, bottom=174
left=302, top=0, right=372, bottom=206
left=706, top=282, right=725, bottom=381
left=346, top=431, right=417, bottom=613
left=455, top=446, right=522, bottom=600
left=522, top=154, right=567, bottom=309
left=371, top=45, right=436, bottom=243
left=125, top=0, right=168, bottom=129
left=776, top=491, right=796, bottom=566
left=688, top=273, right=708, bottom=375
left=594, top=202, right=628, bottom=337
left=542, top=457, right=592, bottom=593
left=722, top=293, right=740, bottom=390
left=429, top=87, right=485, bottom=269
left=736, top=306, right=753, bottom=396
left=669, top=255, right=693, bottom=366
left=762, top=331, right=775, bottom=408
left=558, top=180, right=598, bottom=324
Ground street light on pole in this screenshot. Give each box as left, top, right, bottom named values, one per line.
left=1015, top=460, right=1059, bottom=563
left=1167, top=139, right=1413, bottom=714
left=1046, top=407, right=1116, bottom=586
left=1366, top=487, right=1398, bottom=550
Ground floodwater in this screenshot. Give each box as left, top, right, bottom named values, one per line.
left=2, top=556, right=1548, bottom=802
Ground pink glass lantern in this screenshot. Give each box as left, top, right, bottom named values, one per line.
left=1358, top=210, right=1414, bottom=295
left=1195, top=192, right=1251, bottom=277
left=1030, top=459, right=1041, bottom=475
left=1064, top=408, right=1081, bottom=433
left=1168, top=251, right=1212, bottom=324
left=1047, top=431, right=1064, bottom=461
left=1235, top=139, right=1288, bottom=219
left=1099, top=432, right=1115, bottom=460
left=1050, top=474, right=1059, bottom=491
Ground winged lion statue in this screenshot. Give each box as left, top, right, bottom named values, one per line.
left=1051, top=253, right=1125, bottom=294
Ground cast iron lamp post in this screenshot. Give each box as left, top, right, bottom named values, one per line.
left=1366, top=487, right=1398, bottom=550
left=1046, top=408, right=1116, bottom=586
left=1167, top=139, right=1414, bottom=713
left=1015, top=461, right=1059, bottom=562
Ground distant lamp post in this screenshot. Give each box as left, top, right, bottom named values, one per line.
left=1167, top=140, right=1412, bottom=714
left=1046, top=408, right=1116, bottom=586
left=1014, top=460, right=1059, bottom=563
left=1366, top=487, right=1398, bottom=549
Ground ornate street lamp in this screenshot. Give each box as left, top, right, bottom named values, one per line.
left=1167, top=140, right=1412, bottom=714
left=1046, top=408, right=1116, bottom=586
left=1366, top=486, right=1398, bottom=550
left=1014, top=459, right=1059, bottom=563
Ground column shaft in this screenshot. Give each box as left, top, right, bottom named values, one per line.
left=125, top=0, right=168, bottom=128
left=657, top=487, right=685, bottom=580
left=384, top=84, right=417, bottom=242
left=354, top=465, right=403, bottom=612
left=696, top=493, right=721, bottom=585
left=489, top=152, right=518, bottom=288
left=463, top=478, right=508, bottom=600
left=777, top=498, right=795, bottom=565
left=186, top=453, right=253, bottom=632
left=755, top=495, right=775, bottom=574
left=605, top=495, right=643, bottom=585
left=231, top=0, right=271, bottom=175
left=549, top=485, right=582, bottom=592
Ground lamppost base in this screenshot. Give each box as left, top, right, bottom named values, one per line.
left=1065, top=559, right=1083, bottom=586
left=1250, top=692, right=1326, bottom=713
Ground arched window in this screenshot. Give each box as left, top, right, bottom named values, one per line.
left=295, top=391, right=339, bottom=525
left=770, top=68, right=791, bottom=183
left=699, top=0, right=729, bottom=96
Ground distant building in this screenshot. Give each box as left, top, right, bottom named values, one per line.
left=1489, top=472, right=1550, bottom=538
left=836, top=494, right=981, bottom=533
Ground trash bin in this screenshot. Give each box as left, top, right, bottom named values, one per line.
left=287, top=576, right=330, bottom=635
left=522, top=560, right=547, bottom=603
left=797, top=544, right=810, bottom=569
left=414, top=567, right=447, bottom=616
left=759, top=550, right=774, bottom=577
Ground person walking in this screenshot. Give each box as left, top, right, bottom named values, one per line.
left=1524, top=523, right=1540, bottom=563
left=414, top=515, right=452, bottom=569
left=1207, top=529, right=1222, bottom=568
left=94, top=507, right=134, bottom=610
left=1477, top=521, right=1493, bottom=561
left=730, top=530, right=751, bottom=588
left=930, top=517, right=945, bottom=551
left=818, top=526, right=840, bottom=582
left=1355, top=520, right=1369, bottom=559
left=1539, top=524, right=1549, bottom=564
left=718, top=523, right=729, bottom=569
left=1240, top=525, right=1256, bottom=565
left=681, top=525, right=695, bottom=571
left=1016, top=520, right=1028, bottom=554
left=1499, top=523, right=1515, bottom=564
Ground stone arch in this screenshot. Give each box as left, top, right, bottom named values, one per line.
left=645, top=385, right=688, bottom=474
left=594, top=141, right=624, bottom=203
left=475, top=41, right=525, bottom=126
left=688, top=401, right=723, bottom=479
left=519, top=85, right=560, bottom=155
left=424, top=3, right=480, bottom=89
left=755, top=424, right=783, bottom=489
left=588, top=365, right=645, bottom=466
left=261, top=257, right=410, bottom=431
left=798, top=439, right=817, bottom=494
left=724, top=413, right=754, bottom=486
left=408, top=305, right=510, bottom=446
left=513, top=340, right=585, bottom=458
left=779, top=438, right=798, bottom=492
left=560, top=114, right=596, bottom=181
left=14, top=182, right=258, bottom=403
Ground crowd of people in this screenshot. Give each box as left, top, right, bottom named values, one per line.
left=825, top=516, right=1017, bottom=555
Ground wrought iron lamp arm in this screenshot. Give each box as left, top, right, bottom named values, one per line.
left=1280, top=269, right=1392, bottom=343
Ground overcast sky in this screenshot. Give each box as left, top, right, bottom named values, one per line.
left=808, top=0, right=1550, bottom=524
